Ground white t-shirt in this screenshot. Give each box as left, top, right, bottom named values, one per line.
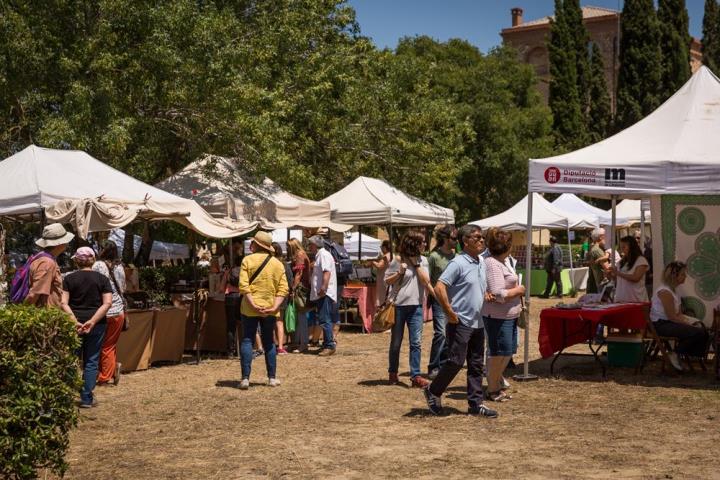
left=649, top=285, right=680, bottom=322
left=310, top=248, right=337, bottom=302
left=614, top=256, right=649, bottom=303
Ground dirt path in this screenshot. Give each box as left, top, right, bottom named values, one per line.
left=64, top=298, right=720, bottom=479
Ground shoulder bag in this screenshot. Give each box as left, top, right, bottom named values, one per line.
left=105, top=261, right=130, bottom=331
left=372, top=260, right=412, bottom=332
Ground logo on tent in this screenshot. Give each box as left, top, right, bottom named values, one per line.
left=544, top=167, right=561, bottom=184
left=604, top=168, right=625, bottom=187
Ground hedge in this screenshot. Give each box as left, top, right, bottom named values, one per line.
left=0, top=305, right=81, bottom=479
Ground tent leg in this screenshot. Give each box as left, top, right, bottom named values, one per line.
left=567, top=225, right=574, bottom=293
left=515, top=193, right=538, bottom=382
left=610, top=195, right=617, bottom=272
left=358, top=225, right=362, bottom=261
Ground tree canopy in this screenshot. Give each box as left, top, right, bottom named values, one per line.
left=0, top=0, right=553, bottom=225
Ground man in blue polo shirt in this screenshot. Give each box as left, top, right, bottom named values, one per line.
left=423, top=224, right=498, bottom=418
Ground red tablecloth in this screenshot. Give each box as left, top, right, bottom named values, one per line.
left=342, top=285, right=376, bottom=332
left=538, top=303, right=648, bottom=358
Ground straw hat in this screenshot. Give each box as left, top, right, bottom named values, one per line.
left=251, top=231, right=274, bottom=252
left=35, top=223, right=75, bottom=248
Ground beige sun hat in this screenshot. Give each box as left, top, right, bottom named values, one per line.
left=251, top=231, right=274, bottom=252
left=35, top=223, right=75, bottom=248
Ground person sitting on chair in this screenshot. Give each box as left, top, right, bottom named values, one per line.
left=650, top=261, right=709, bottom=371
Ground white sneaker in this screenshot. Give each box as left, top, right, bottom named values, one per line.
left=267, top=378, right=281, bottom=387
left=500, top=377, right=511, bottom=390
left=667, top=352, right=683, bottom=372
left=240, top=378, right=250, bottom=390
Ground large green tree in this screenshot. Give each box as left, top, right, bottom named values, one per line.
left=616, top=0, right=663, bottom=130
left=702, top=0, right=720, bottom=74
left=564, top=0, right=591, bottom=119
left=658, top=0, right=691, bottom=101
left=587, top=43, right=612, bottom=142
left=547, top=0, right=587, bottom=149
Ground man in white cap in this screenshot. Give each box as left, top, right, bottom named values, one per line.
left=307, top=235, right=338, bottom=356
left=238, top=231, right=289, bottom=389
left=25, top=223, right=74, bottom=307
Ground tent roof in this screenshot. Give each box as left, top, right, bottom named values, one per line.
left=551, top=193, right=627, bottom=226
left=155, top=155, right=349, bottom=231
left=0, top=145, right=257, bottom=238
left=529, top=66, right=720, bottom=196
left=322, top=176, right=455, bottom=225
left=470, top=193, right=597, bottom=231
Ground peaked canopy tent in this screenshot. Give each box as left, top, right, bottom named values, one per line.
left=470, top=193, right=597, bottom=231
left=322, top=176, right=455, bottom=226
left=155, top=154, right=350, bottom=232
left=552, top=193, right=627, bottom=226
left=323, top=176, right=455, bottom=260
left=0, top=145, right=257, bottom=239
left=608, top=199, right=651, bottom=225
left=522, top=66, right=720, bottom=379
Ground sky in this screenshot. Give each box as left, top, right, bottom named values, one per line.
left=347, top=0, right=707, bottom=53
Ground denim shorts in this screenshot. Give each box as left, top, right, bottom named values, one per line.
left=483, top=316, right=518, bottom=356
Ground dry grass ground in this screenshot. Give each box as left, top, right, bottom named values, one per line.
left=63, top=297, right=720, bottom=479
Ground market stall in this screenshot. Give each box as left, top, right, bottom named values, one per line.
left=524, top=66, right=720, bottom=378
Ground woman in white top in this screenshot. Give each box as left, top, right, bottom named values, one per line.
left=610, top=235, right=649, bottom=303
left=650, top=261, right=709, bottom=370
left=384, top=231, right=435, bottom=388
left=92, top=241, right=126, bottom=385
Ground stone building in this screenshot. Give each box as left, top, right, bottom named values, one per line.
left=500, top=6, right=702, bottom=109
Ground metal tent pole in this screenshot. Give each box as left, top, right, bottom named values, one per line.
left=610, top=195, right=617, bottom=273
left=515, top=193, right=538, bottom=381
left=567, top=225, right=574, bottom=292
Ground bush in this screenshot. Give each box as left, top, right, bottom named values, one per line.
left=0, top=305, right=81, bottom=479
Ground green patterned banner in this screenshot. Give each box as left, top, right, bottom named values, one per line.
left=656, top=195, right=720, bottom=326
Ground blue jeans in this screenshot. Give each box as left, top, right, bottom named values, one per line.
left=240, top=315, right=277, bottom=379
left=316, top=296, right=337, bottom=349
left=427, top=300, right=448, bottom=373
left=388, top=304, right=424, bottom=378
left=78, top=321, right=107, bottom=405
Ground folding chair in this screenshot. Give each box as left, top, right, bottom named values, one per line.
left=638, top=310, right=680, bottom=374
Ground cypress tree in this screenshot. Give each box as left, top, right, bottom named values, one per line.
left=564, top=0, right=592, bottom=118
left=547, top=0, right=586, bottom=149
left=587, top=42, right=612, bottom=142
left=702, top=0, right=720, bottom=73
left=658, top=0, right=691, bottom=101
left=616, top=0, right=662, bottom=130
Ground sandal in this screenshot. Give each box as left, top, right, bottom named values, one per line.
left=488, top=391, right=512, bottom=402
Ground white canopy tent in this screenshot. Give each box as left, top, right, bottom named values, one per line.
left=243, top=228, right=303, bottom=256
left=156, top=155, right=349, bottom=231
left=0, top=145, right=257, bottom=239
left=470, top=193, right=597, bottom=231
left=608, top=199, right=651, bottom=225
left=322, top=176, right=455, bottom=226
left=521, top=66, right=720, bottom=380
left=343, top=231, right=381, bottom=260
left=552, top=193, right=627, bottom=226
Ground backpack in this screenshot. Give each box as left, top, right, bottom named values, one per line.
left=323, top=240, right=354, bottom=278
left=10, top=252, right=53, bottom=304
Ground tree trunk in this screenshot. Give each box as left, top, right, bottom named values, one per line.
left=0, top=223, right=6, bottom=305
left=133, top=222, right=155, bottom=267
left=122, top=225, right=135, bottom=265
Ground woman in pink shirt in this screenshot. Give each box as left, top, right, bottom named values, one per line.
left=481, top=228, right=525, bottom=402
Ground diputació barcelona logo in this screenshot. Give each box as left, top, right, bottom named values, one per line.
left=544, top=167, right=561, bottom=184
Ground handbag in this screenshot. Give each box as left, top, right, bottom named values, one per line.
left=372, top=287, right=396, bottom=332
left=517, top=295, right=528, bottom=330
left=293, top=284, right=309, bottom=310
left=105, top=261, right=130, bottom=331
left=284, top=300, right=297, bottom=333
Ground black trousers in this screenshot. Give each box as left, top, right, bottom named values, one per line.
left=654, top=320, right=709, bottom=357
left=428, top=323, right=485, bottom=408
left=543, top=268, right=563, bottom=297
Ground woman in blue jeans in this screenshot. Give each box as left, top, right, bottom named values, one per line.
left=385, top=231, right=435, bottom=388
left=481, top=228, right=525, bottom=402
left=60, top=247, right=113, bottom=408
